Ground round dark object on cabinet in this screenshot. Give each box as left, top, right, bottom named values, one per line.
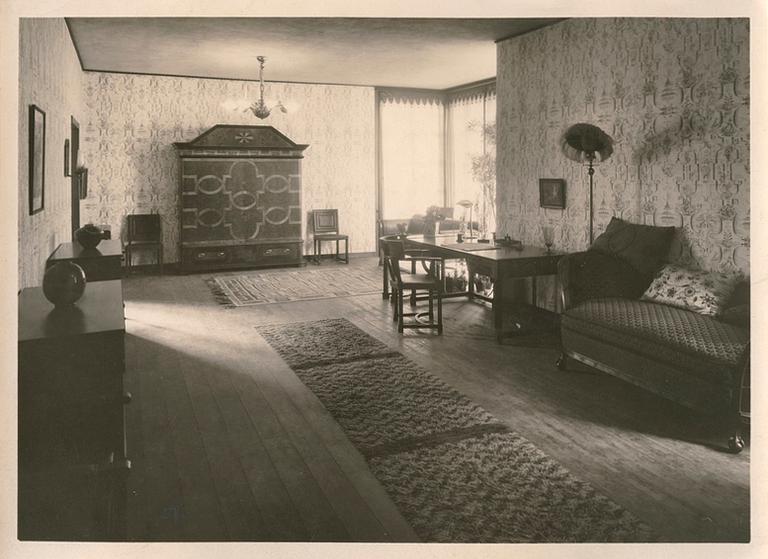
left=75, top=223, right=104, bottom=249
left=42, top=262, right=86, bottom=306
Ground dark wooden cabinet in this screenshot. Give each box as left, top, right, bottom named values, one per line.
left=18, top=280, right=129, bottom=540
left=46, top=239, right=123, bottom=281
left=174, top=125, right=308, bottom=273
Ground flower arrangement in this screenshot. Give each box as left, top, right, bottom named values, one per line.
left=425, top=206, right=447, bottom=221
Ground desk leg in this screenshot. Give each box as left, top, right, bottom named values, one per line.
left=467, top=263, right=476, bottom=301
left=382, top=262, right=390, bottom=299
left=493, top=276, right=504, bottom=341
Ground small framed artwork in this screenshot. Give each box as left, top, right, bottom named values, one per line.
left=539, top=178, right=566, bottom=209
left=64, top=139, right=71, bottom=176
left=28, top=104, right=46, bottom=215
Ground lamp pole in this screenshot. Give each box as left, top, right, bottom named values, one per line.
left=587, top=154, right=595, bottom=245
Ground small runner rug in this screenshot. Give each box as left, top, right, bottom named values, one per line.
left=206, top=266, right=381, bottom=307
left=255, top=318, right=653, bottom=543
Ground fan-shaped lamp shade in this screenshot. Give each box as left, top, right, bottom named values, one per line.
left=561, top=123, right=614, bottom=163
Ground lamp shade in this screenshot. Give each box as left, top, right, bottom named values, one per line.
left=561, top=123, right=614, bottom=163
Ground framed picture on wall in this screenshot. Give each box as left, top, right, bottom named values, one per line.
left=28, top=104, right=46, bottom=215
left=539, top=178, right=566, bottom=209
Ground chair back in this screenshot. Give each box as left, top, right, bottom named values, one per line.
left=381, top=236, right=404, bottom=286
left=127, top=214, right=162, bottom=243
left=312, top=209, right=339, bottom=234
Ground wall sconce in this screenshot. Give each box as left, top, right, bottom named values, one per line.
left=74, top=167, right=88, bottom=199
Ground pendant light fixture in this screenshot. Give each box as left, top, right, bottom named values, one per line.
left=245, top=56, right=287, bottom=119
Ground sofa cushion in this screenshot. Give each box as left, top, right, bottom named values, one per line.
left=589, top=217, right=675, bottom=279
left=641, top=264, right=742, bottom=317
left=562, top=298, right=749, bottom=379
left=570, top=251, right=653, bottom=302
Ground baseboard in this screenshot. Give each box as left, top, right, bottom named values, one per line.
left=124, top=262, right=179, bottom=275
left=125, top=253, right=377, bottom=275
left=302, top=251, right=376, bottom=262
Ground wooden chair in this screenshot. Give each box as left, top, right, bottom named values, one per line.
left=312, top=209, right=349, bottom=264
left=124, top=213, right=163, bottom=275
left=383, top=237, right=443, bottom=334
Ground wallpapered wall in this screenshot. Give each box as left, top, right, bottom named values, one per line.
left=19, top=19, right=85, bottom=288
left=497, top=18, right=750, bottom=294
left=81, top=73, right=376, bottom=263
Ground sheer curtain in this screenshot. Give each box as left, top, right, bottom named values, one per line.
left=376, top=84, right=496, bottom=231
left=378, top=91, right=445, bottom=219
left=446, top=86, right=496, bottom=234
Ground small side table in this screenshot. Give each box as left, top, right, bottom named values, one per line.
left=47, top=239, right=123, bottom=281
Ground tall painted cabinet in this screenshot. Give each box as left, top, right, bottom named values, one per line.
left=174, top=125, right=308, bottom=273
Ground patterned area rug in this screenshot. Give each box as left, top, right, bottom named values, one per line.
left=206, top=266, right=381, bottom=307
left=255, top=318, right=653, bottom=543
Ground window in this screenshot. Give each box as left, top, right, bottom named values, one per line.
left=376, top=82, right=496, bottom=234
left=378, top=90, right=445, bottom=219
left=447, top=86, right=496, bottom=234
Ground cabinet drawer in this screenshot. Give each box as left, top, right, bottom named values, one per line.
left=260, top=244, right=298, bottom=259
left=181, top=242, right=303, bottom=272
left=192, top=249, right=228, bottom=263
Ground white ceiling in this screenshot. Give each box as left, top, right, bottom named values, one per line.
left=66, top=17, right=562, bottom=89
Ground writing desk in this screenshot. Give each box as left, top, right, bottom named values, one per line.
left=384, top=235, right=563, bottom=340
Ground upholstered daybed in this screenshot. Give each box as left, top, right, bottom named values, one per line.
left=556, top=219, right=750, bottom=453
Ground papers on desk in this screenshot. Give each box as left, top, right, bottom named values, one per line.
left=441, top=243, right=503, bottom=252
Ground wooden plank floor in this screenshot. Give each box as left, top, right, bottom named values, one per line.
left=121, top=257, right=749, bottom=543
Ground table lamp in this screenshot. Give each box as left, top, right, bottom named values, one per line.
left=456, top=199, right=475, bottom=239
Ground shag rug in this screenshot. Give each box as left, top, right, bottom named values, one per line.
left=255, top=318, right=653, bottom=543
left=206, top=266, right=381, bottom=307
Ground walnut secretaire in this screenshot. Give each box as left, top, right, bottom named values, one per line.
left=174, top=125, right=308, bottom=273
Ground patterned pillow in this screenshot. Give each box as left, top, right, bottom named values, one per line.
left=640, top=265, right=741, bottom=316
left=589, top=217, right=676, bottom=279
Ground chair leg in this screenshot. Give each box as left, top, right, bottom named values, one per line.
left=428, top=290, right=434, bottom=322
left=391, top=288, right=398, bottom=321
left=344, top=238, right=349, bottom=264
left=410, top=261, right=417, bottom=307
left=437, top=291, right=443, bottom=334
left=397, top=290, right=404, bottom=333
left=125, top=247, right=131, bottom=276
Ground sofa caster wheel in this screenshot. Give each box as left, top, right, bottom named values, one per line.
left=556, top=354, right=568, bottom=371
left=727, top=434, right=745, bottom=454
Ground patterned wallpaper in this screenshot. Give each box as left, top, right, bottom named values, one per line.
left=18, top=18, right=85, bottom=288
left=81, top=73, right=376, bottom=264
left=497, top=18, right=750, bottom=282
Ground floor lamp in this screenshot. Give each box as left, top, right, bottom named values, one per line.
left=456, top=199, right=475, bottom=239
left=561, top=123, right=614, bottom=244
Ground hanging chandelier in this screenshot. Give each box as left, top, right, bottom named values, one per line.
left=245, top=56, right=286, bottom=119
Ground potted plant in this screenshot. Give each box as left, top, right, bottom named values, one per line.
left=469, top=121, right=496, bottom=236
